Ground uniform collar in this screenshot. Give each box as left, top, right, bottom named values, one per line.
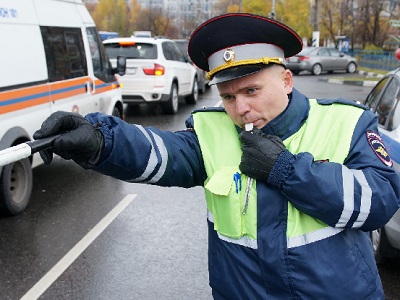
left=260, top=88, right=310, bottom=140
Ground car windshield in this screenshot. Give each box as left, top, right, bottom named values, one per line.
left=104, top=42, right=157, bottom=59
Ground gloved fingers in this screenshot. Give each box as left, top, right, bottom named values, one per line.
left=38, top=148, right=53, bottom=165
left=33, top=111, right=87, bottom=139
left=240, top=131, right=285, bottom=152
left=265, top=135, right=285, bottom=148
left=53, top=126, right=90, bottom=152
left=239, top=128, right=265, bottom=144
left=250, top=127, right=265, bottom=137
left=51, top=124, right=103, bottom=166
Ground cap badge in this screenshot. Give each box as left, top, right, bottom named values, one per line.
left=223, top=49, right=235, bottom=63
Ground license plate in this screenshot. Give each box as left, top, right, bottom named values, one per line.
left=287, top=57, right=297, bottom=63
left=126, top=68, right=137, bottom=75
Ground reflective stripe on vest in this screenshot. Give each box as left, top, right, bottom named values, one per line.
left=193, top=99, right=364, bottom=249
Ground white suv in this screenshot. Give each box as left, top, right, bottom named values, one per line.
left=103, top=37, right=198, bottom=114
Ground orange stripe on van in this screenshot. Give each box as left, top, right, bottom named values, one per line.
left=0, top=77, right=90, bottom=114
left=0, top=84, right=51, bottom=114
left=0, top=77, right=121, bottom=115
left=49, top=77, right=88, bottom=101
left=93, top=79, right=119, bottom=94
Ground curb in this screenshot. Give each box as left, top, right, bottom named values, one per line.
left=357, top=70, right=384, bottom=78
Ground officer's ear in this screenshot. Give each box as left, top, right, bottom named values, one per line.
left=282, top=69, right=293, bottom=94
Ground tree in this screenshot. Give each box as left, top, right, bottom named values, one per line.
left=240, top=0, right=311, bottom=45
left=92, top=0, right=130, bottom=36
left=275, top=0, right=312, bottom=43
left=319, top=0, right=349, bottom=48
left=135, top=8, right=178, bottom=37
left=320, top=0, right=393, bottom=49
left=129, top=0, right=142, bottom=33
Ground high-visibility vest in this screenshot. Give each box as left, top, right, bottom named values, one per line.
left=193, top=99, right=363, bottom=243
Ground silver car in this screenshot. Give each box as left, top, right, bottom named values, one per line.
left=286, top=47, right=357, bottom=76
left=362, top=67, right=400, bottom=263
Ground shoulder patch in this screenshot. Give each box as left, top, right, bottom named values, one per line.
left=366, top=130, right=393, bottom=167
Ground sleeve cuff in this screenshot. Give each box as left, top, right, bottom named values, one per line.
left=267, top=150, right=295, bottom=188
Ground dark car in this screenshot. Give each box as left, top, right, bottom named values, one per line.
left=173, top=39, right=210, bottom=94
left=286, top=47, right=357, bottom=76
left=362, top=67, right=400, bottom=263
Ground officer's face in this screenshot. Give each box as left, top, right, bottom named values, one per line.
left=217, top=66, right=293, bottom=129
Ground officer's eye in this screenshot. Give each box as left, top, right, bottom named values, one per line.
left=221, top=94, right=235, bottom=101
left=246, top=87, right=258, bottom=94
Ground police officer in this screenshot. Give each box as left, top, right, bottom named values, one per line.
left=34, top=13, right=400, bottom=299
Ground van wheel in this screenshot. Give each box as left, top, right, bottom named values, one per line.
left=0, top=158, right=32, bottom=215
left=162, top=83, right=179, bottom=114
left=186, top=78, right=199, bottom=104
left=112, top=106, right=122, bottom=119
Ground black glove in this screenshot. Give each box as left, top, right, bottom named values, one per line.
left=239, top=128, right=286, bottom=181
left=33, top=111, right=104, bottom=169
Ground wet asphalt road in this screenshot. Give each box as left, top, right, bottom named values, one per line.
left=0, top=72, right=399, bottom=299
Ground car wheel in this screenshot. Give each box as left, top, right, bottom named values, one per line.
left=347, top=62, right=357, bottom=74
left=370, top=227, right=400, bottom=264
left=198, top=76, right=206, bottom=94
left=312, top=64, right=322, bottom=76
left=162, top=83, right=179, bottom=114
left=185, top=77, right=199, bottom=104
left=291, top=70, right=300, bottom=75
left=0, top=157, right=32, bottom=215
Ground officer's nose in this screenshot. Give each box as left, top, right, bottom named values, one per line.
left=235, top=96, right=251, bottom=116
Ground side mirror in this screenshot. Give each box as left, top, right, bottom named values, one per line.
left=114, top=55, right=126, bottom=76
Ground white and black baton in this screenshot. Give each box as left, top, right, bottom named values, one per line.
left=0, top=135, right=60, bottom=167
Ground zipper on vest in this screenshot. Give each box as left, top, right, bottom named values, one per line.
left=242, top=177, right=253, bottom=214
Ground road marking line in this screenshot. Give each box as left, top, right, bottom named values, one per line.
left=20, top=194, right=137, bottom=300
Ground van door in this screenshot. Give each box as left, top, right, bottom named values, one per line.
left=85, top=27, right=115, bottom=115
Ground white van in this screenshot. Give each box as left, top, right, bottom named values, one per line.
left=0, top=0, right=126, bottom=215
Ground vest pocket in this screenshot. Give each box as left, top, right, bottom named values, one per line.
left=205, top=168, right=246, bottom=239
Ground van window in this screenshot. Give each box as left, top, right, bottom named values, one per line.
left=40, top=26, right=87, bottom=82
left=86, top=27, right=115, bottom=83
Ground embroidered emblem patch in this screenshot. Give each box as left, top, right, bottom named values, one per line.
left=366, top=130, right=392, bottom=167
